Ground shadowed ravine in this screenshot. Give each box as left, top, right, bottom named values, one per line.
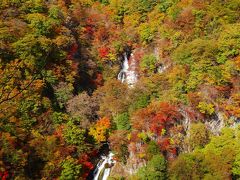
left=90, top=52, right=138, bottom=180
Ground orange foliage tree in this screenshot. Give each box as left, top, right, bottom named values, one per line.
left=89, top=117, right=111, bottom=143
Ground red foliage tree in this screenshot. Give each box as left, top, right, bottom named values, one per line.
left=131, top=102, right=183, bottom=159
left=84, top=26, right=94, bottom=36
left=0, top=171, right=9, bottom=180
left=92, top=72, right=103, bottom=87
left=150, top=102, right=182, bottom=135
left=67, top=43, right=78, bottom=60
left=79, top=154, right=94, bottom=178
left=98, top=47, right=109, bottom=59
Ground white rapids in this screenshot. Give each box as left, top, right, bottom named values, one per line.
left=118, top=52, right=138, bottom=86
left=93, top=152, right=116, bottom=180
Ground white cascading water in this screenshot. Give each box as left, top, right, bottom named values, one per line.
left=93, top=152, right=116, bottom=180
left=118, top=52, right=138, bottom=86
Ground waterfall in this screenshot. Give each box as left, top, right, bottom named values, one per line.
left=117, top=53, right=129, bottom=83
left=118, top=52, right=138, bottom=86
left=92, top=152, right=115, bottom=180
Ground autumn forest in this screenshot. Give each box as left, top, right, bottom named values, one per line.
left=0, top=0, right=240, bottom=179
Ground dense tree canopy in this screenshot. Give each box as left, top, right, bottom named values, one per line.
left=0, top=0, right=240, bottom=179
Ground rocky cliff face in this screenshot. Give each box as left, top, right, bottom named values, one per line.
left=110, top=147, right=146, bottom=178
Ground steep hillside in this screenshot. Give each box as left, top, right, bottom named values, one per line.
left=0, top=0, right=240, bottom=179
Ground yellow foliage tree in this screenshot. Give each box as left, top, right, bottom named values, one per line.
left=89, top=117, right=111, bottom=143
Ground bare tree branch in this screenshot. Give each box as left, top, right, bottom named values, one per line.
left=0, top=52, right=50, bottom=105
